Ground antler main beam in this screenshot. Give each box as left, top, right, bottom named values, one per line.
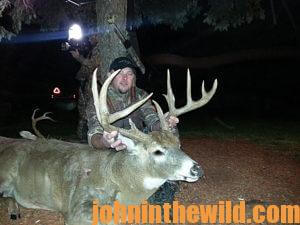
left=91, top=68, right=152, bottom=142
left=163, top=69, right=218, bottom=117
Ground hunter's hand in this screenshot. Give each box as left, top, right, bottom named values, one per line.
left=166, top=115, right=179, bottom=128
left=70, top=49, right=80, bottom=59
left=101, top=131, right=127, bottom=151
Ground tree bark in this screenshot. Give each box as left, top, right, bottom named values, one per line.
left=144, top=46, right=300, bottom=69
left=95, top=0, right=128, bottom=78
left=280, top=0, right=297, bottom=32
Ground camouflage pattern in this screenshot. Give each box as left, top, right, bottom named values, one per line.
left=86, top=85, right=160, bottom=143
left=76, top=80, right=90, bottom=141
left=74, top=43, right=101, bottom=141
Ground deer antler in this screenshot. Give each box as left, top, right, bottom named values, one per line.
left=32, top=108, right=55, bottom=138
left=152, top=100, right=169, bottom=131
left=163, top=69, right=218, bottom=118
left=91, top=68, right=152, bottom=142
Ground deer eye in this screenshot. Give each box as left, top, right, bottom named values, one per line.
left=153, top=150, right=164, bottom=156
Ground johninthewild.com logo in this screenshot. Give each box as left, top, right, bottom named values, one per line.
left=92, top=200, right=299, bottom=224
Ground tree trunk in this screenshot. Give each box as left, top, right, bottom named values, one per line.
left=95, top=0, right=128, bottom=78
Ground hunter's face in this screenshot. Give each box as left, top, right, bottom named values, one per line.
left=111, top=67, right=135, bottom=94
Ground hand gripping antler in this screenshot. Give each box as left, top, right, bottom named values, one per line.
left=160, top=69, right=218, bottom=130
left=91, top=68, right=152, bottom=142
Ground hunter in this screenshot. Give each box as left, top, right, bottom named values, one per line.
left=86, top=56, right=179, bottom=215
left=70, top=34, right=100, bottom=142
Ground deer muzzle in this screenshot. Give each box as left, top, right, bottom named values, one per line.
left=190, top=163, right=204, bottom=178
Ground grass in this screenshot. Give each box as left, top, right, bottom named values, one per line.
left=179, top=115, right=300, bottom=153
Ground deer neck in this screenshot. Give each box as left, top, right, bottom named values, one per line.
left=108, top=151, right=166, bottom=201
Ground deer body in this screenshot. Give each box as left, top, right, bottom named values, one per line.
left=0, top=131, right=201, bottom=224
left=0, top=69, right=217, bottom=225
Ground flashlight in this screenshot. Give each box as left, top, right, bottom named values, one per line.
left=68, top=24, right=82, bottom=40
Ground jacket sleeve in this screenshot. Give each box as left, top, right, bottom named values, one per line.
left=137, top=89, right=179, bottom=136
left=134, top=89, right=158, bottom=131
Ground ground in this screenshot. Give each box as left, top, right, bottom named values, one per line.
left=0, top=137, right=299, bottom=225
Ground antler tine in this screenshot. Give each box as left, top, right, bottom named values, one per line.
left=92, top=68, right=152, bottom=141
left=110, top=93, right=152, bottom=124
left=163, top=69, right=218, bottom=117
left=186, top=68, right=192, bottom=106
left=92, top=68, right=113, bottom=127
left=152, top=100, right=169, bottom=131
left=162, top=69, right=176, bottom=116
left=32, top=108, right=39, bottom=120
left=31, top=108, right=55, bottom=138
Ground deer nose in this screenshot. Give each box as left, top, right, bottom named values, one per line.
left=191, top=163, right=204, bottom=178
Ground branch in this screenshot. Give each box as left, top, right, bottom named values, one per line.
left=0, top=0, right=11, bottom=17
left=0, top=26, right=16, bottom=41
left=144, top=47, right=300, bottom=69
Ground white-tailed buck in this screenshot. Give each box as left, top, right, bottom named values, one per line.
left=0, top=69, right=217, bottom=225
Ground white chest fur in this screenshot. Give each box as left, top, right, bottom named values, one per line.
left=143, top=177, right=165, bottom=190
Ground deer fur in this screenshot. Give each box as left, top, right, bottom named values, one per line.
left=0, top=69, right=216, bottom=225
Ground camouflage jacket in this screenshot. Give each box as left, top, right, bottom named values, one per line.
left=86, top=86, right=160, bottom=146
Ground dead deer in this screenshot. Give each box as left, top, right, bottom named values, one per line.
left=0, top=68, right=217, bottom=225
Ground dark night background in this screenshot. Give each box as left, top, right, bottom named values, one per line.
left=0, top=1, right=300, bottom=138
left=1, top=3, right=299, bottom=225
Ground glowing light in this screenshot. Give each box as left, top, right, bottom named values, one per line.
left=53, top=87, right=61, bottom=95
left=68, top=24, right=82, bottom=40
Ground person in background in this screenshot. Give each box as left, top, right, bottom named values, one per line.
left=70, top=34, right=100, bottom=142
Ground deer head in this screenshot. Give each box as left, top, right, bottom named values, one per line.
left=91, top=68, right=217, bottom=187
